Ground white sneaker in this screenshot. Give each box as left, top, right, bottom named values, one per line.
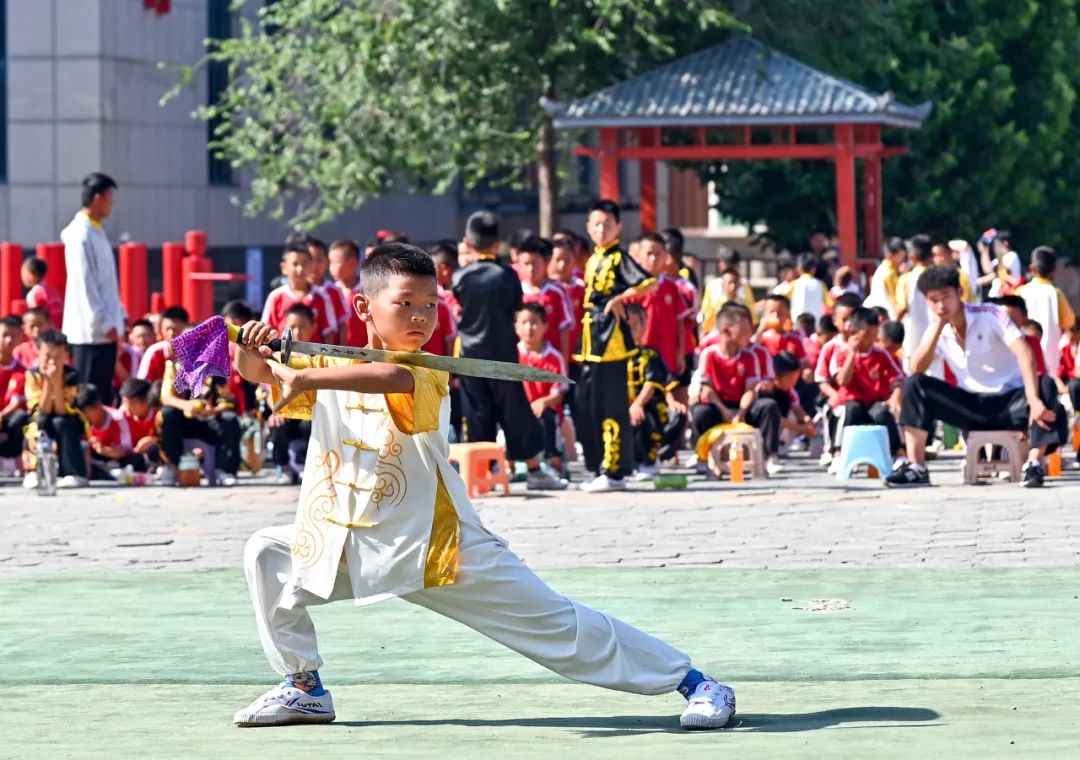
left=827, top=456, right=841, bottom=475
left=22, top=472, right=38, bottom=489
left=216, top=470, right=238, bottom=487
left=159, top=465, right=177, bottom=487
left=765, top=457, right=783, bottom=476
left=57, top=475, right=88, bottom=488
left=526, top=468, right=568, bottom=491
left=680, top=679, right=736, bottom=730
left=233, top=683, right=335, bottom=727
left=633, top=462, right=659, bottom=481
left=819, top=451, right=834, bottom=467
left=274, top=471, right=293, bottom=486
left=579, top=473, right=627, bottom=492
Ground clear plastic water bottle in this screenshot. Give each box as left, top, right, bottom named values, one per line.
left=37, top=430, right=58, bottom=496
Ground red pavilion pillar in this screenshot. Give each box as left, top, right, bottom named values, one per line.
left=638, top=128, right=658, bottom=232
left=833, top=124, right=857, bottom=267
left=598, top=128, right=620, bottom=202
left=862, top=126, right=883, bottom=260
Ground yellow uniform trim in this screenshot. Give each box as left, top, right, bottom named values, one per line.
left=342, top=438, right=379, bottom=452
left=424, top=468, right=461, bottom=589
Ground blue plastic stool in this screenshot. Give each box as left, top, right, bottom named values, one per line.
left=836, top=425, right=892, bottom=480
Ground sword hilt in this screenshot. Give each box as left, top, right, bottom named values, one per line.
left=227, top=322, right=294, bottom=365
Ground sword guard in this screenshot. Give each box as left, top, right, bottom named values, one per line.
left=230, top=322, right=293, bottom=364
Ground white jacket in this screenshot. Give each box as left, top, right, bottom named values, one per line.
left=60, top=212, right=125, bottom=344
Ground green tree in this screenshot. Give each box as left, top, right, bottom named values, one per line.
left=170, top=0, right=736, bottom=233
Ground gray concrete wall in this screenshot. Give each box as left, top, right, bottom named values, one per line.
left=2, top=0, right=459, bottom=250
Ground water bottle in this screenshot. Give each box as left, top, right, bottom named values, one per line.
left=37, top=430, right=58, bottom=496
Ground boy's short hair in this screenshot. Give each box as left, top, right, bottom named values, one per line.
left=818, top=314, right=837, bottom=334
left=509, top=228, right=535, bottom=251
left=130, top=318, right=154, bottom=332
left=590, top=199, right=621, bottom=223
left=636, top=231, right=666, bottom=247
left=997, top=229, right=1013, bottom=246
left=518, top=236, right=554, bottom=259
left=885, top=236, right=907, bottom=255
left=833, top=292, right=862, bottom=311
left=80, top=171, right=117, bottom=207
left=764, top=293, right=791, bottom=311
left=222, top=300, right=255, bottom=322
left=517, top=301, right=548, bottom=322
left=282, top=241, right=312, bottom=260
left=989, top=295, right=1027, bottom=316
left=623, top=301, right=647, bottom=322
left=329, top=239, right=360, bottom=260
left=160, top=306, right=190, bottom=324
left=847, top=306, right=880, bottom=331
left=881, top=320, right=905, bottom=345
left=772, top=351, right=801, bottom=375
left=910, top=234, right=933, bottom=264
left=465, top=211, right=500, bottom=251
left=75, top=383, right=103, bottom=410
left=797, top=251, right=817, bottom=273
left=716, top=301, right=749, bottom=327
left=23, top=306, right=48, bottom=322
left=36, top=329, right=68, bottom=350
left=916, top=265, right=961, bottom=294
left=306, top=236, right=328, bottom=253
left=285, top=303, right=316, bottom=323
left=796, top=312, right=816, bottom=333
left=720, top=267, right=740, bottom=279
left=837, top=270, right=854, bottom=287
left=869, top=305, right=891, bottom=323
left=360, top=242, right=437, bottom=296
left=0, top=315, right=21, bottom=330
left=427, top=240, right=459, bottom=268
left=23, top=257, right=47, bottom=279
left=119, top=377, right=152, bottom=400
left=1024, top=319, right=1043, bottom=337
left=1030, top=246, right=1056, bottom=277
left=661, top=227, right=684, bottom=255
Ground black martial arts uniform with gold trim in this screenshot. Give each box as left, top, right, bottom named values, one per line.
left=628, top=345, right=685, bottom=467
left=574, top=241, right=653, bottom=478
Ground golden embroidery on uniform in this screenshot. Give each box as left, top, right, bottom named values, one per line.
left=601, top=418, right=620, bottom=472
left=291, top=450, right=341, bottom=568
left=370, top=428, right=407, bottom=509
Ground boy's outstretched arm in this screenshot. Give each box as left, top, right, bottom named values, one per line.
left=268, top=361, right=414, bottom=413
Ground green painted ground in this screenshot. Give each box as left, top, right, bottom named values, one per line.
left=3, top=567, right=1079, bottom=758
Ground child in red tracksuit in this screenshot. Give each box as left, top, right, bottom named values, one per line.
left=515, top=303, right=568, bottom=476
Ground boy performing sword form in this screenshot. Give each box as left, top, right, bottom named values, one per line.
left=197, top=243, right=733, bottom=730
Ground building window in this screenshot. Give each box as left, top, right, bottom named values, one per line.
left=207, top=0, right=233, bottom=186
left=0, top=0, right=7, bottom=183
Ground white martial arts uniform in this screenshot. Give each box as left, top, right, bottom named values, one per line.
left=244, top=356, right=690, bottom=695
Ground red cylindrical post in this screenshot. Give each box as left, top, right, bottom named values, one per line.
left=185, top=230, right=208, bottom=258
left=35, top=242, right=66, bottom=297
left=119, top=242, right=149, bottom=322
left=0, top=242, right=24, bottom=315
left=162, top=242, right=185, bottom=308
left=181, top=255, right=213, bottom=323
left=150, top=292, right=165, bottom=314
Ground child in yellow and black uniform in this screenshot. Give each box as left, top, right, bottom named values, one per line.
left=158, top=351, right=243, bottom=486
left=576, top=200, right=658, bottom=493
left=22, top=330, right=89, bottom=488
left=625, top=303, right=686, bottom=480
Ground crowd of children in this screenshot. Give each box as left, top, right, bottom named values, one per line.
left=1, top=206, right=1077, bottom=490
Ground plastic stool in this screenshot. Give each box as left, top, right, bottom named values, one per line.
left=836, top=425, right=892, bottom=480
left=182, top=438, right=217, bottom=486
left=963, top=430, right=1024, bottom=484
left=699, top=423, right=767, bottom=480
left=448, top=442, right=511, bottom=497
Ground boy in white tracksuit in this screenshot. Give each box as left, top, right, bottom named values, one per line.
left=231, top=242, right=735, bottom=730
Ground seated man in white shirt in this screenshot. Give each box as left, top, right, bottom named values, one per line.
left=886, top=266, right=1066, bottom=488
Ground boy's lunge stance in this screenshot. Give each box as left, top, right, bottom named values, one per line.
left=232, top=243, right=735, bottom=730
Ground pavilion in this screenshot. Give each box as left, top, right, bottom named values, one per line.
left=543, top=36, right=931, bottom=265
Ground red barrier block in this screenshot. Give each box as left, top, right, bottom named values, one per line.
left=162, top=242, right=185, bottom=308
left=35, top=242, right=66, bottom=297
left=119, top=242, right=149, bottom=322
left=0, top=242, right=24, bottom=316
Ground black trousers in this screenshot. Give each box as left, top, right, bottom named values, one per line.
left=840, top=400, right=902, bottom=454
left=899, top=374, right=1066, bottom=451
left=633, top=402, right=685, bottom=466
left=159, top=406, right=242, bottom=474
left=90, top=452, right=147, bottom=480
left=36, top=413, right=88, bottom=477
left=577, top=360, right=634, bottom=478
left=690, top=397, right=782, bottom=456
left=271, top=419, right=311, bottom=468
left=538, top=408, right=561, bottom=459
left=459, top=375, right=543, bottom=462
left=0, top=409, right=30, bottom=457
left=71, top=342, right=118, bottom=405
left=1068, top=378, right=1080, bottom=414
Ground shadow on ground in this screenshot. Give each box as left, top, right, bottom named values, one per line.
left=335, top=705, right=941, bottom=737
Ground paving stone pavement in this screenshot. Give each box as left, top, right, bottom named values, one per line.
left=1, top=452, right=1078, bottom=574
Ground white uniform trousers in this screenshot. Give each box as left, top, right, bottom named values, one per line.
left=244, top=521, right=691, bottom=696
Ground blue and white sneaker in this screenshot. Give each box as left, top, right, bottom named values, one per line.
left=233, top=683, right=335, bottom=727
left=680, top=679, right=736, bottom=730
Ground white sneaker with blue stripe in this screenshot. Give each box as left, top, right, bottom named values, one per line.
left=233, top=683, right=335, bottom=727
left=680, top=680, right=736, bottom=729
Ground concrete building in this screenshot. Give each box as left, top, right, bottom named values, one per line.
left=1, top=0, right=460, bottom=250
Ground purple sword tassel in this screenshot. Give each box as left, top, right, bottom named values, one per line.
left=168, top=315, right=233, bottom=396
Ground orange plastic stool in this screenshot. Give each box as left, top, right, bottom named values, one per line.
left=448, top=442, right=511, bottom=498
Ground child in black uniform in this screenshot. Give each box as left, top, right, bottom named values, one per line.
left=625, top=303, right=686, bottom=479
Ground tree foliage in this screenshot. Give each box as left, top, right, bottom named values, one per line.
left=713, top=0, right=1080, bottom=259
left=172, top=0, right=736, bottom=230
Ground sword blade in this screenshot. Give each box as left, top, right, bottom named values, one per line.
left=289, top=341, right=573, bottom=385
